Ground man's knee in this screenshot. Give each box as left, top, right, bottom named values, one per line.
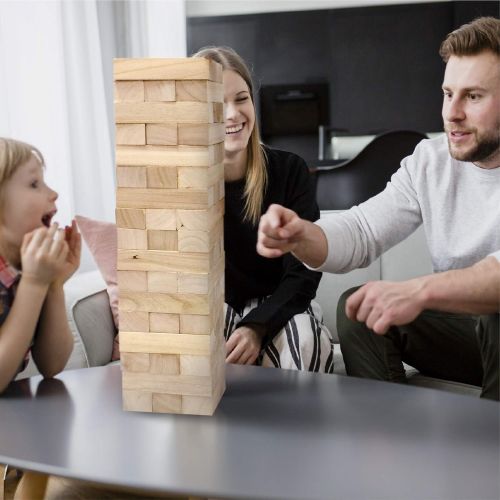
left=336, top=286, right=363, bottom=343
left=477, top=313, right=499, bottom=345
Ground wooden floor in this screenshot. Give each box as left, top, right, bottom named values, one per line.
left=1, top=466, right=207, bottom=500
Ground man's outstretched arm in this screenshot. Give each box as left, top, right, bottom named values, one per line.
left=346, top=255, right=500, bottom=335
left=257, top=204, right=328, bottom=268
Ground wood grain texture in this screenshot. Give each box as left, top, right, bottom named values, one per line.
left=144, top=81, right=175, bottom=101
left=114, top=81, right=144, bottom=102
left=114, top=58, right=222, bottom=82
left=116, top=208, right=145, bottom=229
left=147, top=229, right=178, bottom=251
left=116, top=144, right=220, bottom=167
left=177, top=123, right=225, bottom=146
left=115, top=102, right=212, bottom=124
left=119, top=291, right=210, bottom=315
left=117, top=270, right=148, bottom=291
left=145, top=123, right=177, bottom=145
left=116, top=166, right=147, bottom=188
left=175, top=80, right=224, bottom=102
left=116, top=124, right=146, bottom=145
left=145, top=209, right=177, bottom=230
left=118, top=249, right=213, bottom=273
left=120, top=331, right=211, bottom=356
left=149, top=312, right=180, bottom=333
left=122, top=372, right=213, bottom=397
left=117, top=187, right=213, bottom=210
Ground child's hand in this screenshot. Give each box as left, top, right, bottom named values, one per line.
left=58, top=219, right=82, bottom=285
left=21, top=223, right=69, bottom=287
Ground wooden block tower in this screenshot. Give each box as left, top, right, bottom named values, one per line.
left=113, top=59, right=225, bottom=415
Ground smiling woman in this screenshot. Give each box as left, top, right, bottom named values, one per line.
left=192, top=47, right=334, bottom=372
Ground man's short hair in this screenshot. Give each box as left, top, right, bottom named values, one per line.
left=439, top=16, right=500, bottom=62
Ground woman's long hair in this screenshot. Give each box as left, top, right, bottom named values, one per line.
left=192, top=46, right=268, bottom=225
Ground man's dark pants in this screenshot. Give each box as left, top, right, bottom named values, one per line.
left=337, top=287, right=499, bottom=401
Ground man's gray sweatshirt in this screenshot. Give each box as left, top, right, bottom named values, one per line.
left=314, top=135, right=500, bottom=273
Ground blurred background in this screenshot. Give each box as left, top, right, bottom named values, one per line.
left=0, top=0, right=497, bottom=271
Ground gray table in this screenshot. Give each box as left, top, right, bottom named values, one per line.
left=0, top=364, right=498, bottom=500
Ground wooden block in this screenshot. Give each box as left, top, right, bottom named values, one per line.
left=144, top=81, right=175, bottom=101
left=120, top=331, right=211, bottom=356
left=147, top=271, right=177, bottom=293
left=117, top=187, right=213, bottom=210
left=121, top=352, right=150, bottom=372
left=181, top=372, right=225, bottom=416
left=149, top=313, right=180, bottom=333
left=114, top=81, right=144, bottom=102
left=117, top=228, right=147, bottom=250
left=147, top=230, right=178, bottom=251
left=115, top=102, right=212, bottom=124
left=177, top=228, right=211, bottom=253
left=116, top=166, right=147, bottom=188
left=146, top=166, right=177, bottom=188
left=120, top=291, right=210, bottom=315
left=118, top=249, right=212, bottom=273
left=116, top=144, right=218, bottom=167
left=178, top=219, right=223, bottom=253
left=152, top=393, right=182, bottom=413
left=146, top=124, right=177, bottom=146
left=123, top=372, right=212, bottom=397
left=150, top=353, right=180, bottom=375
left=180, top=314, right=212, bottom=335
left=116, top=124, right=146, bottom=145
left=177, top=256, right=223, bottom=295
left=212, top=102, right=224, bottom=123
left=117, top=270, right=147, bottom=291
left=116, top=208, right=146, bottom=229
left=180, top=354, right=211, bottom=376
left=175, top=81, right=223, bottom=102
left=114, top=58, right=222, bottom=82
left=119, top=311, right=149, bottom=331
left=122, top=390, right=152, bottom=412
left=145, top=209, right=177, bottom=230
left=177, top=273, right=209, bottom=294
left=178, top=163, right=223, bottom=189
left=176, top=199, right=224, bottom=231
left=178, top=123, right=224, bottom=146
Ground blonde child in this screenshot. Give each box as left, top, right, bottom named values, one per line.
left=0, top=137, right=81, bottom=393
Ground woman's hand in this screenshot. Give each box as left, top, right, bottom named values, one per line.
left=226, top=326, right=263, bottom=365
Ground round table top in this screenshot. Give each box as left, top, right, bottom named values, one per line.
left=0, top=364, right=498, bottom=499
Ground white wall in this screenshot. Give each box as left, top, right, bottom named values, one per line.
left=186, top=0, right=450, bottom=17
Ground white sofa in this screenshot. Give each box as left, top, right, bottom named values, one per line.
left=17, top=218, right=481, bottom=397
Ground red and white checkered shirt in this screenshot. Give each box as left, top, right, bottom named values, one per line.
left=0, top=255, right=30, bottom=374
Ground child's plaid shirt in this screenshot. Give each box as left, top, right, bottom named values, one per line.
left=0, top=255, right=30, bottom=374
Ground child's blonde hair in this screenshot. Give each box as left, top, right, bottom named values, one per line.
left=0, top=138, right=44, bottom=192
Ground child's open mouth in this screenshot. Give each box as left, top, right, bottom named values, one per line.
left=41, top=210, right=57, bottom=227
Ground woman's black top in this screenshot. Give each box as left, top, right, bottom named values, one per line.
left=224, top=147, right=321, bottom=343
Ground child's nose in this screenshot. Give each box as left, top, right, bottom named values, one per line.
left=49, top=187, right=58, bottom=202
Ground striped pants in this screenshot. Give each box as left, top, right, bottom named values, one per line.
left=224, top=299, right=334, bottom=373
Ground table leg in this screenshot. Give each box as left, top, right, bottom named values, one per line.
left=13, top=472, right=48, bottom=500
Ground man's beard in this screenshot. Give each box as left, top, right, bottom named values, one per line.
left=447, top=126, right=500, bottom=164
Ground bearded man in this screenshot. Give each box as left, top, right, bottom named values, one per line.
left=257, top=16, right=500, bottom=400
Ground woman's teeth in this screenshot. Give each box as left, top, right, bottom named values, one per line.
left=226, top=124, right=244, bottom=135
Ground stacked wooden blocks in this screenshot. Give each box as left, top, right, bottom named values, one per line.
left=114, top=58, right=226, bottom=415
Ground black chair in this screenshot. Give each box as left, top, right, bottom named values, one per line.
left=313, top=130, right=428, bottom=210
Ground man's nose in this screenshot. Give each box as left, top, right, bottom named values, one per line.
left=444, top=96, right=465, bottom=123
